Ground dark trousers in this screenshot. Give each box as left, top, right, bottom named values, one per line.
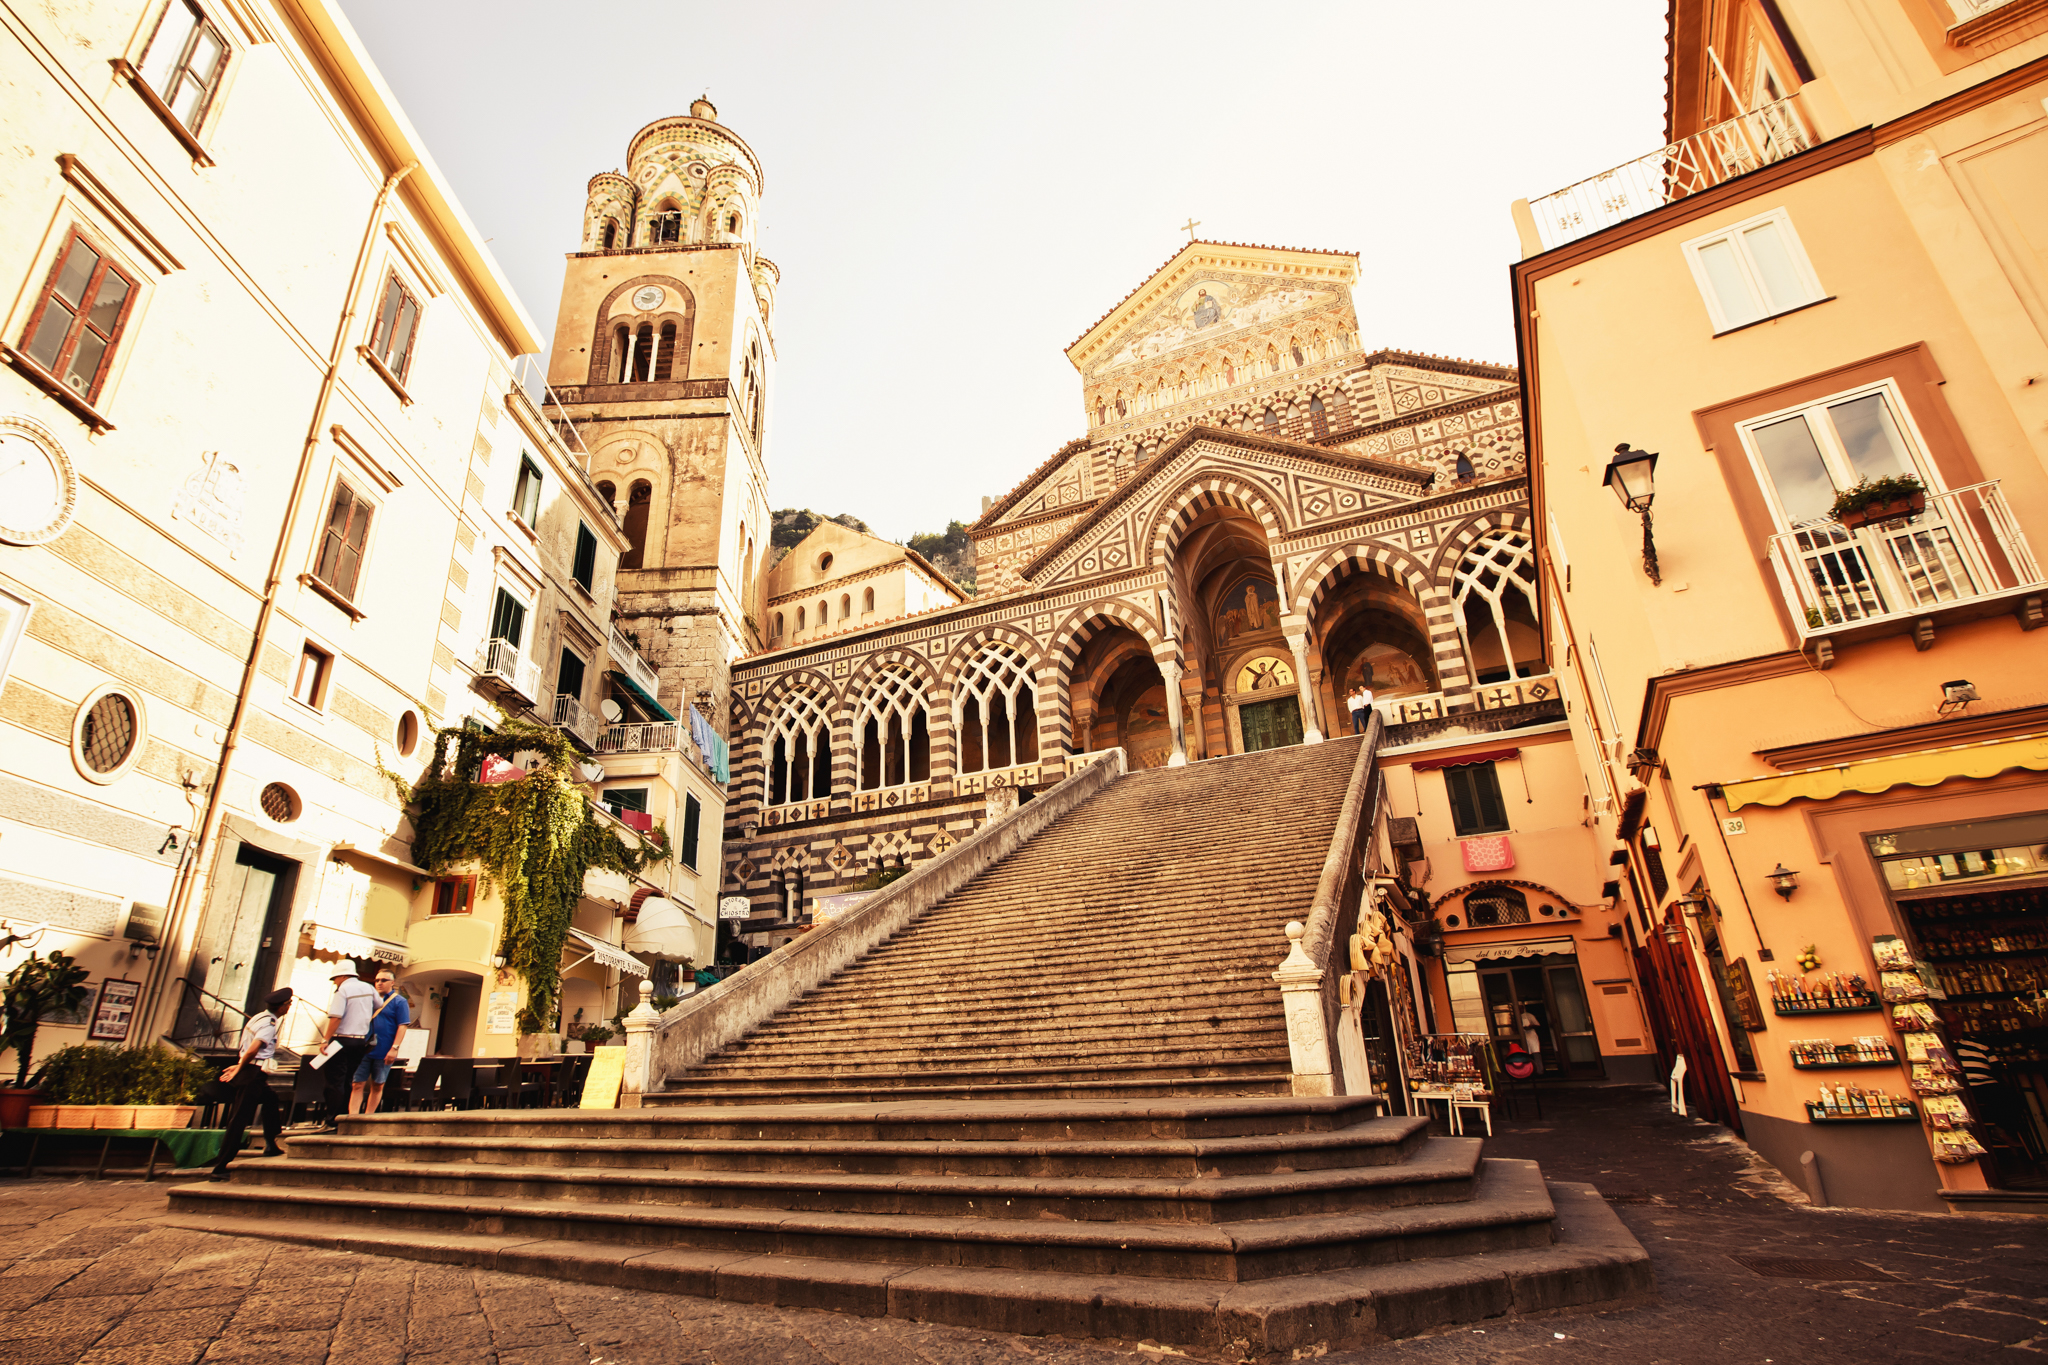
left=1350, top=708, right=1368, bottom=734
left=214, top=1065, right=283, bottom=1173
left=323, top=1037, right=371, bottom=1119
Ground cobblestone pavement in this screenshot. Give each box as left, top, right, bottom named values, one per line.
left=0, top=1085, right=2043, bottom=1364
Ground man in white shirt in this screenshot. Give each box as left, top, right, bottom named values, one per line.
left=321, top=961, right=378, bottom=1128
left=1348, top=684, right=1374, bottom=735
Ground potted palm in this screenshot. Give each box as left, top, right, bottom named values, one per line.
left=1, top=950, right=90, bottom=1127
left=1830, top=474, right=1926, bottom=531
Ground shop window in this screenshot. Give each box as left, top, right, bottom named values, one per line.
left=19, top=230, right=137, bottom=405
left=365, top=274, right=421, bottom=384
left=431, top=876, right=474, bottom=915
left=1444, top=762, right=1508, bottom=837
left=1681, top=208, right=1824, bottom=334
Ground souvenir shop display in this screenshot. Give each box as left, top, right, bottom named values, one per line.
left=1804, top=1084, right=1916, bottom=1121
left=1768, top=968, right=1879, bottom=1015
left=1788, top=1036, right=1897, bottom=1068
left=1406, top=1034, right=1491, bottom=1089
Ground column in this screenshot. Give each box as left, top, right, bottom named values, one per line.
left=1159, top=656, right=1188, bottom=767
left=622, top=331, right=639, bottom=384
left=1285, top=629, right=1324, bottom=745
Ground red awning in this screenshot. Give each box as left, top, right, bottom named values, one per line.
left=1410, top=747, right=1521, bottom=773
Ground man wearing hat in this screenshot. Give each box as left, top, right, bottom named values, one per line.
left=319, top=960, right=378, bottom=1128
left=211, top=986, right=293, bottom=1180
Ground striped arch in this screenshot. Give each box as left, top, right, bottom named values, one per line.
left=1431, top=510, right=1536, bottom=592
left=842, top=645, right=940, bottom=699
left=1144, top=471, right=1288, bottom=568
left=1292, top=541, right=1471, bottom=696
left=842, top=647, right=946, bottom=781
left=739, top=668, right=844, bottom=806
left=941, top=625, right=1055, bottom=773
left=1049, top=604, right=1166, bottom=755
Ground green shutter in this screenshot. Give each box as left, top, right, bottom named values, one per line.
left=682, top=793, right=702, bottom=870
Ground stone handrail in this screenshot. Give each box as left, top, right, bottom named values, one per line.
left=1273, top=713, right=1383, bottom=1095
left=625, top=748, right=1129, bottom=1096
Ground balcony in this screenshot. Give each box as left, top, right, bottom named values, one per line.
left=609, top=626, right=661, bottom=700
left=1769, top=481, right=2045, bottom=658
left=1526, top=96, right=1815, bottom=251
left=475, top=636, right=542, bottom=708
left=597, top=720, right=684, bottom=754
left=552, top=693, right=600, bottom=747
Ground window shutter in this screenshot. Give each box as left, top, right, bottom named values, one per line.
left=682, top=794, right=702, bottom=870
left=573, top=523, right=597, bottom=589
left=490, top=588, right=525, bottom=648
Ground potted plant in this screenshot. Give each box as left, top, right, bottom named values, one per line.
left=0, top=950, right=89, bottom=1127
left=1829, top=474, right=1926, bottom=531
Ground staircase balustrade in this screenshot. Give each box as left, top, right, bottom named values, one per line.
left=635, top=749, right=1128, bottom=1094
left=1276, top=714, right=1385, bottom=1097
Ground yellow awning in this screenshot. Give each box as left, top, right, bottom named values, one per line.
left=1721, top=732, right=2048, bottom=812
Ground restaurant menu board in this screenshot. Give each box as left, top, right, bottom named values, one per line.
left=581, top=1047, right=626, bottom=1109
left=485, top=991, right=517, bottom=1034
left=88, top=978, right=139, bottom=1041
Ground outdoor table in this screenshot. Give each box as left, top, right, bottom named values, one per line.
left=4, top=1128, right=225, bottom=1180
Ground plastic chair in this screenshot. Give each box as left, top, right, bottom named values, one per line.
left=287, top=1061, right=329, bottom=1126
left=554, top=1054, right=592, bottom=1107
left=1451, top=1096, right=1493, bottom=1137
left=375, top=1066, right=411, bottom=1114
left=477, top=1062, right=540, bottom=1109
left=406, top=1057, right=447, bottom=1111
left=1669, top=1054, right=1689, bottom=1117
left=439, top=1058, right=478, bottom=1111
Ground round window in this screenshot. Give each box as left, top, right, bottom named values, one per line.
left=259, top=782, right=300, bottom=823
left=818, top=552, right=834, bottom=573
left=73, top=688, right=142, bottom=783
left=396, top=709, right=421, bottom=757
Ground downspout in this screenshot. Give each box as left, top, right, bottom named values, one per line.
left=141, top=161, right=419, bottom=1035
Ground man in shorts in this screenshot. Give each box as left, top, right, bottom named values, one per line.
left=351, top=968, right=412, bottom=1115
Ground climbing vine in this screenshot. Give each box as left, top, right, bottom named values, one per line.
left=402, top=719, right=667, bottom=1034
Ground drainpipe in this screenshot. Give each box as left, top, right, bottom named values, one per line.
left=140, top=161, right=419, bottom=1036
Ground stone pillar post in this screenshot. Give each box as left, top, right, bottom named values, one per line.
left=1285, top=630, right=1324, bottom=745
left=1159, top=657, right=1188, bottom=767
left=621, top=978, right=661, bottom=1102
left=1272, top=921, right=1333, bottom=1096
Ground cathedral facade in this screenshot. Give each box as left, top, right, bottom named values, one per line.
left=717, top=241, right=1548, bottom=945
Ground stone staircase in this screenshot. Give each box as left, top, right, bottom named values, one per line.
left=167, top=739, right=1651, bottom=1357
left=655, top=736, right=1366, bottom=1107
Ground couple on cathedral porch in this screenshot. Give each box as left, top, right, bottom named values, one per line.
left=1346, top=684, right=1374, bottom=734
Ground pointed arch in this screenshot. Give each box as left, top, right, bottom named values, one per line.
left=1143, top=471, right=1288, bottom=569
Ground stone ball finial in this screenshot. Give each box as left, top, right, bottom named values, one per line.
left=691, top=95, right=718, bottom=122
left=1285, top=920, right=1305, bottom=943
left=638, top=979, right=654, bottom=1001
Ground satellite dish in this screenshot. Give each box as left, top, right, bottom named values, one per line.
left=623, top=898, right=694, bottom=962
left=600, top=698, right=624, bottom=723
left=578, top=761, right=605, bottom=784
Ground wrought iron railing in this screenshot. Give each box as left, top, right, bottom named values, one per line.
left=597, top=720, right=683, bottom=754
left=609, top=626, right=662, bottom=700
left=1528, top=96, right=1815, bottom=250
left=1767, top=481, right=2043, bottom=639
left=477, top=636, right=541, bottom=703
left=552, top=693, right=600, bottom=746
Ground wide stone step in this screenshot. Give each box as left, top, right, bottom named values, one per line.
left=157, top=1179, right=1646, bottom=1357
left=650, top=1072, right=1297, bottom=1106
left=272, top=1115, right=1430, bottom=1180
left=765, top=978, right=1281, bottom=1022
left=710, top=1021, right=1285, bottom=1063
left=169, top=1157, right=1553, bottom=1281
left=665, top=1056, right=1292, bottom=1091
left=224, top=1136, right=1479, bottom=1224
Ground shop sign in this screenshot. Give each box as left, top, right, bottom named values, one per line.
left=718, top=896, right=752, bottom=921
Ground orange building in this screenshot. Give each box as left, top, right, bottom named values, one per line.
left=1514, top=2, right=2048, bottom=1211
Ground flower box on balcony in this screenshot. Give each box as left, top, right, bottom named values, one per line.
left=1829, top=476, right=1926, bottom=531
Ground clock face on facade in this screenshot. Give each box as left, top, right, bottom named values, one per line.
left=0, top=415, right=78, bottom=546
left=633, top=285, right=666, bottom=311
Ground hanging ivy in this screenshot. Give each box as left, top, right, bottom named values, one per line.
left=402, top=719, right=667, bottom=1034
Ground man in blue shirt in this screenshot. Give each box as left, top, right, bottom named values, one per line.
left=349, top=968, right=412, bottom=1116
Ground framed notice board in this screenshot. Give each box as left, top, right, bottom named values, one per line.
left=88, top=978, right=140, bottom=1042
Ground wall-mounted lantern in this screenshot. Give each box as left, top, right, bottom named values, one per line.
left=1767, top=864, right=1800, bottom=901
left=1603, top=443, right=1662, bottom=585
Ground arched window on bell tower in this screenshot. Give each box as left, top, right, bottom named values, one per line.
left=653, top=322, right=677, bottom=381
left=620, top=480, right=652, bottom=570
left=600, top=219, right=618, bottom=250
left=650, top=202, right=683, bottom=244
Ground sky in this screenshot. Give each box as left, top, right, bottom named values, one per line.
left=337, top=2, right=1671, bottom=543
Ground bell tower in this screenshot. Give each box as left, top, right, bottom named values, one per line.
left=546, top=98, right=776, bottom=734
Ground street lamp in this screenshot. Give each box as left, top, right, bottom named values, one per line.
left=1767, top=864, right=1800, bottom=901
left=1604, top=443, right=1662, bottom=585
